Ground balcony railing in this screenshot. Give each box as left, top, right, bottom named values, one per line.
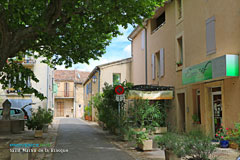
left=55, top=91, right=74, bottom=98
left=7, top=58, right=36, bottom=67
left=21, top=58, right=36, bottom=67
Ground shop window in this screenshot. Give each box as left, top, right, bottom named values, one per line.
left=193, top=89, right=201, bottom=124
left=113, top=73, right=121, bottom=85
left=176, top=36, right=183, bottom=67
left=151, top=11, right=165, bottom=33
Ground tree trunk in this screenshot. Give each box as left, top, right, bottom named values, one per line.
left=0, top=49, right=8, bottom=71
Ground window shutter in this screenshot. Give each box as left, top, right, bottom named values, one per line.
left=159, top=48, right=165, bottom=77
left=206, top=16, right=216, bottom=55
left=141, top=30, right=145, bottom=50
left=152, top=53, right=155, bottom=80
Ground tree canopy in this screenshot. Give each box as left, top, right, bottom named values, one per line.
left=0, top=0, right=165, bottom=99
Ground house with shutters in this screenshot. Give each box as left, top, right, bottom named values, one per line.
left=128, top=0, right=240, bottom=136
left=83, top=58, right=132, bottom=121
left=0, top=57, right=54, bottom=117
left=53, top=70, right=89, bottom=118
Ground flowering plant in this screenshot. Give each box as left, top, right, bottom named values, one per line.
left=215, top=125, right=229, bottom=140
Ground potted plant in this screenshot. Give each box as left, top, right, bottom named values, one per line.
left=227, top=123, right=240, bottom=149
left=176, top=61, right=183, bottom=67
left=26, top=107, right=46, bottom=138
left=215, top=125, right=229, bottom=148
left=155, top=131, right=216, bottom=160
left=135, top=131, right=152, bottom=151
left=42, top=109, right=53, bottom=133
left=192, top=114, right=200, bottom=124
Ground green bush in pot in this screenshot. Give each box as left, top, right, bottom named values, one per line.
left=155, top=131, right=216, bottom=160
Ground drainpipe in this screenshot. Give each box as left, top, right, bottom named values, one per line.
left=46, top=66, right=49, bottom=110
left=98, top=69, right=100, bottom=93
left=74, top=83, right=76, bottom=118
left=144, top=27, right=148, bottom=85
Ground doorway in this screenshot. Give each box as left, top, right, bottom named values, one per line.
left=177, top=93, right=186, bottom=132
left=211, top=87, right=222, bottom=137
left=57, top=102, right=64, bottom=117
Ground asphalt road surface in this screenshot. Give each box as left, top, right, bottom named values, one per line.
left=53, top=118, right=134, bottom=160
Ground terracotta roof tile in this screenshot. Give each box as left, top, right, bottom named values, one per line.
left=54, top=70, right=90, bottom=83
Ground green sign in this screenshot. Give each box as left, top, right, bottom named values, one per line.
left=182, top=61, right=212, bottom=85
left=226, top=55, right=239, bottom=76
left=182, top=55, right=239, bottom=85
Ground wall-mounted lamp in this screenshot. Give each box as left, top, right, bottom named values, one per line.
left=92, top=76, right=97, bottom=83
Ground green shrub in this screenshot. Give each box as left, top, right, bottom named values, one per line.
left=155, top=131, right=216, bottom=160
left=26, top=107, right=52, bottom=130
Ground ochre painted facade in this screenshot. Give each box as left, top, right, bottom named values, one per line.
left=129, top=0, right=240, bottom=135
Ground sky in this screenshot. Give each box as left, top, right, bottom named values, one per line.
left=56, top=25, right=134, bottom=72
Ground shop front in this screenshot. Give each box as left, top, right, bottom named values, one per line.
left=182, top=54, right=239, bottom=136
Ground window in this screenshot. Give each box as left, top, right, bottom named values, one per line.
left=113, top=73, right=121, bottom=85
left=151, top=12, right=165, bottom=33
left=176, top=0, right=182, bottom=19
left=206, top=16, right=216, bottom=55
left=177, top=36, right=183, bottom=66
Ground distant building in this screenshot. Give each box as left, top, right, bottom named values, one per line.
left=54, top=70, right=89, bottom=118
left=83, top=58, right=132, bottom=121
left=0, top=56, right=54, bottom=116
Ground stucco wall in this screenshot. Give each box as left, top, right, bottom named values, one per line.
left=130, top=0, right=240, bottom=133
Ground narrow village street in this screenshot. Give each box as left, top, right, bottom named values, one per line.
left=53, top=118, right=134, bottom=160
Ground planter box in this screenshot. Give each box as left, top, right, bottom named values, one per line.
left=154, top=127, right=167, bottom=134
left=43, top=124, right=48, bottom=133
left=35, top=130, right=43, bottom=138
left=165, top=150, right=181, bottom=160
left=134, top=128, right=146, bottom=132
left=121, top=134, right=128, bottom=141
left=138, top=139, right=153, bottom=151
left=229, top=142, right=239, bottom=149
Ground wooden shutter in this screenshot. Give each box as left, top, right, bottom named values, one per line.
left=206, top=16, right=216, bottom=55
left=152, top=53, right=155, bottom=80
left=64, top=83, right=69, bottom=97
left=159, top=48, right=165, bottom=77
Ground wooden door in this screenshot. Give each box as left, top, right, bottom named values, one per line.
left=57, top=102, right=64, bottom=117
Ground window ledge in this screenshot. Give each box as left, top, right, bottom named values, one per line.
left=176, top=65, right=183, bottom=72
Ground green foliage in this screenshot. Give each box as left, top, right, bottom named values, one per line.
left=215, top=125, right=228, bottom=140
left=155, top=131, right=216, bottom=160
left=0, top=60, right=45, bottom=100
left=192, top=114, right=200, bottom=123
left=127, top=99, right=167, bottom=132
left=227, top=123, right=240, bottom=146
left=92, top=81, right=133, bottom=131
left=0, top=0, right=165, bottom=99
left=84, top=105, right=92, bottom=116
left=26, top=107, right=53, bottom=130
